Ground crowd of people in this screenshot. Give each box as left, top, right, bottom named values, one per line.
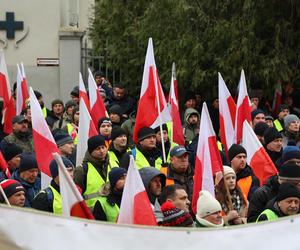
left=1, top=70, right=300, bottom=228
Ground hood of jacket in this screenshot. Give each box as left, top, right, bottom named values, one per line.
left=184, top=108, right=200, bottom=125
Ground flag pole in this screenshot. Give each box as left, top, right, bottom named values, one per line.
left=0, top=184, right=11, bottom=207
left=153, top=68, right=167, bottom=164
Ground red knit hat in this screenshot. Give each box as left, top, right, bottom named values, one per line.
left=160, top=201, right=194, bottom=227
left=0, top=179, right=25, bottom=199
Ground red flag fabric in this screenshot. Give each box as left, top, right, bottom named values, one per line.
left=0, top=51, right=16, bottom=134
left=29, top=87, right=60, bottom=188
left=133, top=38, right=171, bottom=143
left=272, top=82, right=282, bottom=116
left=0, top=151, right=11, bottom=178
left=16, top=63, right=29, bottom=115
left=192, top=102, right=223, bottom=214
left=117, top=157, right=157, bottom=225
left=169, top=63, right=184, bottom=145
left=218, top=73, right=236, bottom=156
left=88, top=68, right=107, bottom=128
left=79, top=72, right=90, bottom=111
left=242, top=121, right=278, bottom=185
left=54, top=153, right=94, bottom=219
left=234, top=69, right=252, bottom=144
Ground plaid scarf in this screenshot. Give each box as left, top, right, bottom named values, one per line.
left=222, top=189, right=244, bottom=214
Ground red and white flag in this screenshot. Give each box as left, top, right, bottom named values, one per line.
left=242, top=121, right=278, bottom=185
left=88, top=68, right=107, bottom=128
left=29, top=87, right=59, bottom=188
left=16, top=63, right=29, bottom=115
left=79, top=72, right=90, bottom=111
left=234, top=69, right=252, bottom=144
left=54, top=153, right=94, bottom=219
left=272, top=82, right=282, bottom=116
left=192, top=102, right=223, bottom=213
left=76, top=99, right=98, bottom=166
left=133, top=38, right=171, bottom=143
left=0, top=51, right=16, bottom=134
left=0, top=150, right=11, bottom=178
left=117, top=156, right=157, bottom=225
left=169, top=62, right=184, bottom=145
left=218, top=72, right=236, bottom=156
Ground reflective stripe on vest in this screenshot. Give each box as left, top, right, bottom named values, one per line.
left=66, top=123, right=78, bottom=145
left=274, top=119, right=283, bottom=132
left=160, top=167, right=175, bottom=186
left=49, top=185, right=62, bottom=215
left=108, top=151, right=119, bottom=168
left=97, top=196, right=120, bottom=222
left=134, top=148, right=162, bottom=170
left=237, top=176, right=252, bottom=200
left=256, top=209, right=279, bottom=222
left=84, top=162, right=111, bottom=208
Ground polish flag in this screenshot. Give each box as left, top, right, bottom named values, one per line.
left=0, top=50, right=16, bottom=134
left=54, top=153, right=94, bottom=219
left=88, top=68, right=107, bottom=128
left=79, top=72, right=90, bottom=111
left=169, top=62, right=184, bottom=145
left=242, top=121, right=278, bottom=185
left=76, top=99, right=98, bottom=166
left=192, top=102, right=223, bottom=214
left=133, top=38, right=171, bottom=143
left=16, top=63, right=29, bottom=115
left=0, top=151, right=11, bottom=178
left=218, top=73, right=236, bottom=156
left=29, top=87, right=60, bottom=188
left=117, top=156, right=157, bottom=225
left=272, top=82, right=282, bottom=116
left=234, top=69, right=252, bottom=144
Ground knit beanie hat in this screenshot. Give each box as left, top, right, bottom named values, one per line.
left=265, top=115, right=274, bottom=122
left=53, top=130, right=74, bottom=147
left=111, top=127, right=127, bottom=141
left=109, top=105, right=123, bottom=118
left=279, top=162, right=300, bottom=181
left=109, top=167, right=127, bottom=189
left=278, top=104, right=289, bottom=114
left=228, top=144, right=247, bottom=161
left=264, top=127, right=283, bottom=146
left=160, top=201, right=194, bottom=227
left=98, top=117, right=112, bottom=129
left=154, top=123, right=168, bottom=134
left=284, top=114, right=300, bottom=129
left=0, top=179, right=25, bottom=199
left=65, top=100, right=77, bottom=110
left=49, top=156, right=74, bottom=179
left=19, top=153, right=38, bottom=173
left=254, top=122, right=269, bottom=136
left=70, top=86, right=79, bottom=97
left=51, top=99, right=64, bottom=108
left=196, top=190, right=222, bottom=219
left=223, top=165, right=236, bottom=176
left=88, top=135, right=106, bottom=153
left=2, top=143, right=22, bottom=162
left=251, top=109, right=265, bottom=120
left=138, top=127, right=156, bottom=142
left=276, top=183, right=300, bottom=202
left=281, top=146, right=300, bottom=164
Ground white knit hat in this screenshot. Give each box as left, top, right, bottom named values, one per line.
left=223, top=165, right=236, bottom=177
left=196, top=190, right=222, bottom=219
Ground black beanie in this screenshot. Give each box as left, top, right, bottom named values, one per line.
left=0, top=179, right=25, bottom=199
left=65, top=100, right=77, bottom=110
left=88, top=135, right=106, bottom=153
left=254, top=122, right=269, bottom=136
left=279, top=162, right=300, bottom=181
left=138, top=127, right=156, bottom=142
left=34, top=90, right=42, bottom=99
left=53, top=130, right=74, bottom=147
left=98, top=117, right=112, bottom=129
left=19, top=153, right=38, bottom=173
left=228, top=144, right=247, bottom=161
left=49, top=157, right=74, bottom=179
left=278, top=104, right=289, bottom=113
left=251, top=109, right=265, bottom=120
left=154, top=124, right=168, bottom=134
left=70, top=86, right=79, bottom=97
left=264, top=127, right=282, bottom=146
left=109, top=105, right=123, bottom=118
left=2, top=143, right=22, bottom=162
left=109, top=167, right=127, bottom=188
left=111, top=127, right=127, bottom=141
left=276, top=183, right=300, bottom=202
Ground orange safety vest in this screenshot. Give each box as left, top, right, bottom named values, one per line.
left=237, top=176, right=252, bottom=200
left=160, top=167, right=175, bottom=186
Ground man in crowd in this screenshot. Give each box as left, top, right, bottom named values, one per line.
left=46, top=99, right=66, bottom=129
left=2, top=115, right=34, bottom=153
left=154, top=124, right=175, bottom=163
left=264, top=127, right=283, bottom=165
left=53, top=129, right=75, bottom=165
left=1, top=143, right=22, bottom=178
left=183, top=108, right=200, bottom=144
left=32, top=157, right=74, bottom=214
left=274, top=104, right=290, bottom=132
left=251, top=109, right=266, bottom=128
left=98, top=117, right=113, bottom=148
left=0, top=179, right=26, bottom=207
left=74, top=135, right=114, bottom=208
left=254, top=122, right=269, bottom=144
left=108, top=105, right=123, bottom=128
